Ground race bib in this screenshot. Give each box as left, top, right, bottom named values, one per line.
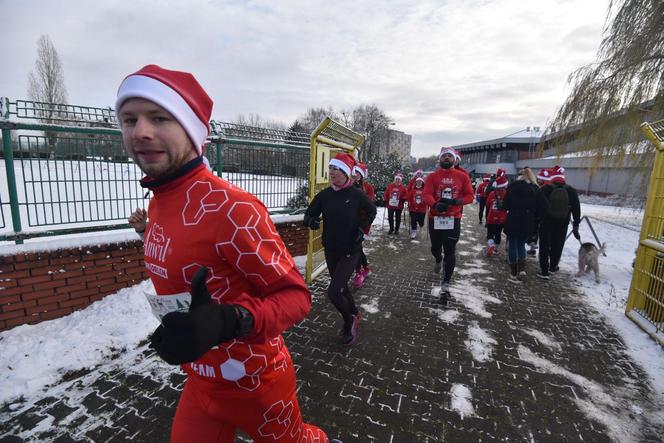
left=434, top=216, right=455, bottom=230
left=144, top=291, right=191, bottom=321
left=389, top=196, right=399, bottom=207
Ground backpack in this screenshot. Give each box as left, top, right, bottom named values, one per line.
left=548, top=185, right=570, bottom=219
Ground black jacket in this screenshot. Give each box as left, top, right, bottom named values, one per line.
left=502, top=180, right=546, bottom=237
left=540, top=182, right=581, bottom=226
left=304, top=186, right=377, bottom=254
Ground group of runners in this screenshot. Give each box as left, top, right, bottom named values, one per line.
left=119, top=63, right=583, bottom=442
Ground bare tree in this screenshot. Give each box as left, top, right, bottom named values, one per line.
left=351, top=104, right=392, bottom=160
left=232, top=112, right=286, bottom=130
left=298, top=106, right=338, bottom=132
left=27, top=35, right=68, bottom=151
left=544, top=0, right=664, bottom=178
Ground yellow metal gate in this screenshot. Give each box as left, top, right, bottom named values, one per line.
left=305, top=117, right=364, bottom=283
left=625, top=119, right=664, bottom=345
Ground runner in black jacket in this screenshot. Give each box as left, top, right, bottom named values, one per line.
left=304, top=153, right=376, bottom=345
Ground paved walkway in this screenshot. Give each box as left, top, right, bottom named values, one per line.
left=1, top=205, right=663, bottom=442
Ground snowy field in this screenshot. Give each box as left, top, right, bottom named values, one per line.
left=0, top=159, right=304, bottom=238
left=1, top=199, right=663, bottom=435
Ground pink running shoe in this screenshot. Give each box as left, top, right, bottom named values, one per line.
left=362, top=266, right=372, bottom=278
left=352, top=272, right=365, bottom=289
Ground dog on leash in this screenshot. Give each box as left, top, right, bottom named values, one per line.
left=576, top=242, right=606, bottom=283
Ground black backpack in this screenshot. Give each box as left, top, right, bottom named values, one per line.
left=548, top=185, right=570, bottom=219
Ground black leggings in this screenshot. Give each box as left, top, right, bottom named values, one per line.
left=388, top=208, right=403, bottom=232
left=539, top=220, right=569, bottom=272
left=428, top=217, right=461, bottom=283
left=355, top=248, right=368, bottom=272
left=325, top=250, right=360, bottom=330
left=478, top=197, right=487, bottom=221
left=410, top=212, right=425, bottom=230
left=486, top=224, right=504, bottom=245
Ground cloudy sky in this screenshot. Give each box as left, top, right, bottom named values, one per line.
left=1, top=0, right=609, bottom=158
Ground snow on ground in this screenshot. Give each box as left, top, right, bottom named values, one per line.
left=449, top=384, right=475, bottom=419
left=464, top=321, right=497, bottom=363
left=0, top=280, right=158, bottom=404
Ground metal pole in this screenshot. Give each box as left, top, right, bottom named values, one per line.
left=2, top=127, right=23, bottom=244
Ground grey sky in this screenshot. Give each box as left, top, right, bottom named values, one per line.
left=0, top=0, right=608, bottom=158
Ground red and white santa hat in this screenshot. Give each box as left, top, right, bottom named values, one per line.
left=439, top=146, right=457, bottom=159
left=415, top=176, right=425, bottom=186
left=394, top=172, right=404, bottom=182
left=115, top=64, right=213, bottom=157
left=494, top=175, right=508, bottom=188
left=549, top=165, right=566, bottom=183
left=483, top=173, right=491, bottom=181
left=353, top=162, right=368, bottom=179
left=537, top=168, right=551, bottom=182
left=329, top=152, right=356, bottom=177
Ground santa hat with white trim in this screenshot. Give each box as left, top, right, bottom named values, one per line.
left=394, top=172, right=404, bottom=182
left=549, top=165, right=566, bottom=183
left=329, top=152, right=355, bottom=177
left=353, top=162, right=368, bottom=179
left=438, top=146, right=456, bottom=159
left=537, top=168, right=551, bottom=182
left=115, top=64, right=213, bottom=159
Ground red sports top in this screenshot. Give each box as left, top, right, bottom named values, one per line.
left=476, top=181, right=489, bottom=198
left=143, top=163, right=311, bottom=393
left=407, top=187, right=427, bottom=213
left=486, top=188, right=508, bottom=225
left=384, top=183, right=407, bottom=209
left=423, top=167, right=474, bottom=219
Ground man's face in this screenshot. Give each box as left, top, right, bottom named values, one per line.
left=329, top=166, right=348, bottom=187
left=353, top=172, right=362, bottom=183
left=440, top=153, right=454, bottom=168
left=118, top=98, right=198, bottom=179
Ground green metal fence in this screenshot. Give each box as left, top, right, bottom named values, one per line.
left=1, top=98, right=310, bottom=243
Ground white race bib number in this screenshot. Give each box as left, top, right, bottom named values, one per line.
left=144, top=291, right=191, bottom=321
left=434, top=216, right=455, bottom=230
left=389, top=196, right=399, bottom=207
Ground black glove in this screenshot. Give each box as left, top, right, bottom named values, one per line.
left=439, top=197, right=462, bottom=206
left=354, top=228, right=365, bottom=244
left=303, top=216, right=320, bottom=230
left=434, top=201, right=448, bottom=212
left=150, top=267, right=241, bottom=365
left=572, top=225, right=580, bottom=240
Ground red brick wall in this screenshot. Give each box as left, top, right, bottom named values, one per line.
left=0, top=221, right=306, bottom=331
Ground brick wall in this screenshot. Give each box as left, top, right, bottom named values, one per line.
left=0, top=221, right=307, bottom=331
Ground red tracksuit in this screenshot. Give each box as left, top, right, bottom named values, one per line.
left=142, top=163, right=327, bottom=442
left=384, top=183, right=406, bottom=209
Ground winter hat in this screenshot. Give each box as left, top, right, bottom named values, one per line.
left=394, top=173, right=403, bottom=182
left=483, top=173, right=491, bottom=181
left=494, top=174, right=508, bottom=188
left=496, top=168, right=506, bottom=178
left=353, top=162, right=368, bottom=179
left=116, top=64, right=213, bottom=157
left=439, top=146, right=456, bottom=159
left=537, top=168, right=551, bottom=182
left=329, top=152, right=356, bottom=177
left=549, top=165, right=566, bottom=184
left=415, top=177, right=425, bottom=187
left=414, top=169, right=423, bottom=177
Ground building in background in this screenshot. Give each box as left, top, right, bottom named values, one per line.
left=371, top=128, right=412, bottom=163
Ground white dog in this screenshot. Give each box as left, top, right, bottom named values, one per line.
left=576, top=242, right=606, bottom=283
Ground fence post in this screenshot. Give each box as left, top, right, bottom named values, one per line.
left=2, top=126, right=23, bottom=244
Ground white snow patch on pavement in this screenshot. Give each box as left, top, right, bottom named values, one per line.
left=465, top=321, right=497, bottom=362
left=449, top=384, right=475, bottom=419
left=517, top=345, right=642, bottom=443
left=449, top=283, right=502, bottom=318
left=360, top=299, right=380, bottom=314
left=523, top=328, right=563, bottom=352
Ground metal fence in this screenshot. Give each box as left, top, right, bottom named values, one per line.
left=0, top=98, right=310, bottom=243
left=625, top=119, right=664, bottom=345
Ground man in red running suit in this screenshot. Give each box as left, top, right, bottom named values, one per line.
left=116, top=64, right=327, bottom=442
left=423, top=147, right=474, bottom=304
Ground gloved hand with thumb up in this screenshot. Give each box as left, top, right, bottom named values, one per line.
left=149, top=267, right=251, bottom=365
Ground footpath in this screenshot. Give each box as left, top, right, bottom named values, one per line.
left=1, top=204, right=663, bottom=442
